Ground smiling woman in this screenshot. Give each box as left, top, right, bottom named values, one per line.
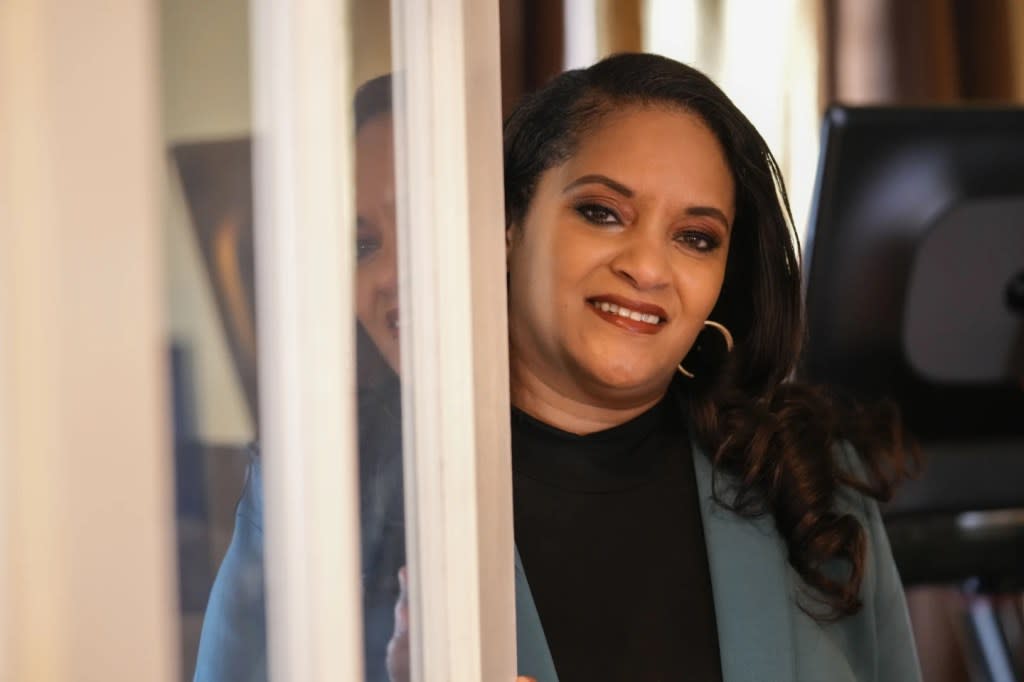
left=503, top=53, right=922, bottom=682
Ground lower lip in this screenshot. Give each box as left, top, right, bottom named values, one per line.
left=589, top=305, right=663, bottom=335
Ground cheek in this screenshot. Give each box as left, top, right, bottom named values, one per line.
left=508, top=244, right=565, bottom=349
left=677, top=261, right=727, bottom=319
left=508, top=255, right=543, bottom=329
left=701, top=268, right=728, bottom=313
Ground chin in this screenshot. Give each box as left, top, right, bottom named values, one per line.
left=585, top=359, right=668, bottom=393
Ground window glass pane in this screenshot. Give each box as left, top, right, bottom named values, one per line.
left=161, top=2, right=260, bottom=679
left=163, top=2, right=411, bottom=680
left=350, top=5, right=408, bottom=679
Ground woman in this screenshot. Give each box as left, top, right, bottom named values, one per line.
left=497, top=53, right=920, bottom=682
left=193, top=74, right=407, bottom=682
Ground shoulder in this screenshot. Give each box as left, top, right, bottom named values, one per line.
left=235, top=449, right=265, bottom=531
left=193, top=453, right=267, bottom=681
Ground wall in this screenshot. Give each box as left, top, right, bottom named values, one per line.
left=161, top=0, right=253, bottom=444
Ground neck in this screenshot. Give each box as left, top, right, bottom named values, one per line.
left=509, top=359, right=667, bottom=436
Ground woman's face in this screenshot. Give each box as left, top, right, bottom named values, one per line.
left=506, top=106, right=735, bottom=405
left=355, top=113, right=400, bottom=373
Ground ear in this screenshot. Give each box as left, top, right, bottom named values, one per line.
left=505, top=223, right=519, bottom=260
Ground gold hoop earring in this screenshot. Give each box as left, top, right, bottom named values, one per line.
left=677, top=320, right=734, bottom=379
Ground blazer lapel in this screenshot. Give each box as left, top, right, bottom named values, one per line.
left=691, top=443, right=797, bottom=682
left=514, top=547, right=560, bottom=682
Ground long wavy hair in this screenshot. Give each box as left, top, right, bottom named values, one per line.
left=503, top=53, right=917, bottom=619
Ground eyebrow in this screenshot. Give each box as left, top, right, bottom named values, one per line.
left=685, top=205, right=731, bottom=231
left=562, top=174, right=634, bottom=197
left=563, top=173, right=731, bottom=231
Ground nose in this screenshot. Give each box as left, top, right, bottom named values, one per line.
left=609, top=228, right=672, bottom=291
left=375, top=239, right=399, bottom=301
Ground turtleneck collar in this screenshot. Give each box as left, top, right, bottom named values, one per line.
left=511, top=387, right=687, bottom=493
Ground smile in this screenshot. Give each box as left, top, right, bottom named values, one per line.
left=590, top=300, right=663, bottom=324
left=587, top=296, right=667, bottom=335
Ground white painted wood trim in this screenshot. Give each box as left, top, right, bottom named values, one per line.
left=390, top=0, right=516, bottom=679
left=0, top=2, right=177, bottom=679
left=250, top=1, right=364, bottom=680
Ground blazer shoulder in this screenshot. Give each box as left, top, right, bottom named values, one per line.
left=193, top=455, right=268, bottom=681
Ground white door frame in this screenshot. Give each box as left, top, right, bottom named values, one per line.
left=0, top=2, right=178, bottom=679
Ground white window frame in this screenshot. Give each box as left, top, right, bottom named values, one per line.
left=250, top=0, right=364, bottom=680
left=391, top=0, right=516, bottom=679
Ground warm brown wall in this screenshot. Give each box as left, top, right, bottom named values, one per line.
left=596, top=0, right=642, bottom=56
left=824, top=0, right=1024, bottom=105
left=500, top=0, right=564, bottom=117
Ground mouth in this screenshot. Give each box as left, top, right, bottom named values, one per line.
left=586, top=295, right=667, bottom=334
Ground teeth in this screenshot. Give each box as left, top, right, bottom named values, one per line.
left=591, top=300, right=662, bottom=325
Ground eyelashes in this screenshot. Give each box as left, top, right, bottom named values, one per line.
left=574, top=202, right=621, bottom=225
left=356, top=234, right=381, bottom=262
left=572, top=202, right=722, bottom=253
left=673, top=230, right=721, bottom=253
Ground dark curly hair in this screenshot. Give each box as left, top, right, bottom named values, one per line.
left=503, top=52, right=917, bottom=619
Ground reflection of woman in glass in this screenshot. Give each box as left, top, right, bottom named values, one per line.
left=194, top=74, right=407, bottom=682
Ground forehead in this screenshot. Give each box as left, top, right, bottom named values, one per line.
left=557, top=105, right=735, bottom=208
left=356, top=113, right=394, bottom=157
left=355, top=114, right=395, bottom=193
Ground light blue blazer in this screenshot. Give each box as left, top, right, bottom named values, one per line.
left=196, top=444, right=922, bottom=682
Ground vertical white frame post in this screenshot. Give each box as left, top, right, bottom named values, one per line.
left=0, top=1, right=178, bottom=679
left=391, top=0, right=516, bottom=680
left=251, top=0, right=364, bottom=680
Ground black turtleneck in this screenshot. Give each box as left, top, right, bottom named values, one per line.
left=511, top=388, right=723, bottom=682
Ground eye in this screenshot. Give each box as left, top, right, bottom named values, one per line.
left=356, top=234, right=382, bottom=262
left=574, top=203, right=621, bottom=226
left=675, top=230, right=720, bottom=253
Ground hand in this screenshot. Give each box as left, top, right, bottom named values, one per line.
left=384, top=566, right=539, bottom=682
left=386, top=567, right=411, bottom=682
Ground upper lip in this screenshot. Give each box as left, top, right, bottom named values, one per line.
left=587, top=294, right=669, bottom=320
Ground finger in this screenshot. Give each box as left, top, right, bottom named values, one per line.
left=393, top=566, right=409, bottom=632
left=516, top=677, right=537, bottom=681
